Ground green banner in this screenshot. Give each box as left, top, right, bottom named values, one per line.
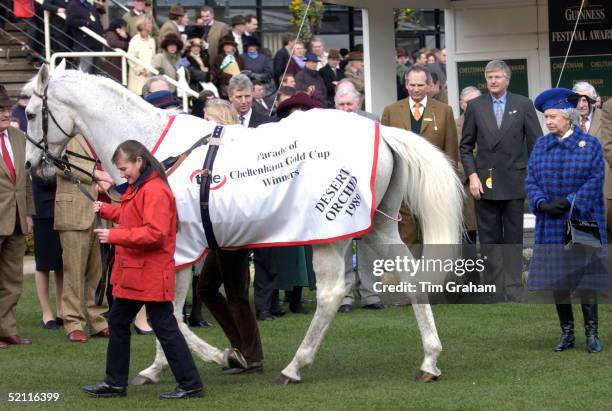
left=551, top=55, right=612, bottom=101
left=457, top=59, right=529, bottom=97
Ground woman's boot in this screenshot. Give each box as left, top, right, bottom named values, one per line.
left=554, top=304, right=575, bottom=352
left=581, top=304, right=602, bottom=353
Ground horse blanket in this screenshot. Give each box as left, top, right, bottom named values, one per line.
left=152, top=109, right=380, bottom=268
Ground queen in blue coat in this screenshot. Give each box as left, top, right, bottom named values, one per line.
left=526, top=87, right=607, bottom=354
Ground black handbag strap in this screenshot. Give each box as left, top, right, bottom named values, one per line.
left=199, top=125, right=224, bottom=250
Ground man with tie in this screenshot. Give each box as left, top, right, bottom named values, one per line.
left=319, top=49, right=345, bottom=107
left=382, top=65, right=458, bottom=246
left=460, top=60, right=541, bottom=302
left=228, top=74, right=275, bottom=128
left=0, top=85, right=35, bottom=348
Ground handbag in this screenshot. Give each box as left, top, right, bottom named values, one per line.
left=564, top=196, right=601, bottom=250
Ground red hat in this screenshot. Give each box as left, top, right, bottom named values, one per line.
left=276, top=92, right=320, bottom=119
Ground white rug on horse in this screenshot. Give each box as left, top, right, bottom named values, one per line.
left=153, top=109, right=380, bottom=268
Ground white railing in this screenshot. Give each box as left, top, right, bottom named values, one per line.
left=38, top=0, right=198, bottom=107
left=50, top=51, right=128, bottom=85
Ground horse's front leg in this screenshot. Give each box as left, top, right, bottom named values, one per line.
left=276, top=242, right=349, bottom=384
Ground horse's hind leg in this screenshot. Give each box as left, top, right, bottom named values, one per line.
left=133, top=267, right=238, bottom=385
left=361, top=217, right=442, bottom=381
left=276, top=240, right=350, bottom=384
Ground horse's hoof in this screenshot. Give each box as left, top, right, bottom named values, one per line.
left=274, top=373, right=300, bottom=385
left=225, top=348, right=247, bottom=369
left=414, top=370, right=440, bottom=383
left=131, top=375, right=154, bottom=385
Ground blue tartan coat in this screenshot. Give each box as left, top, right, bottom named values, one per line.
left=526, top=127, right=608, bottom=291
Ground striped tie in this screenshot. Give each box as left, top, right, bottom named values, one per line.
left=494, top=100, right=503, bottom=128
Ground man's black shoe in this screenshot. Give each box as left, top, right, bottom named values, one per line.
left=271, top=308, right=286, bottom=317
left=256, top=311, right=274, bottom=321
left=223, top=362, right=264, bottom=375
left=338, top=304, right=352, bottom=313
left=188, top=318, right=212, bottom=328
left=363, top=302, right=385, bottom=310
left=82, top=382, right=126, bottom=398
left=159, top=387, right=204, bottom=400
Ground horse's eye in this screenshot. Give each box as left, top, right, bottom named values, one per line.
left=26, top=113, right=36, bottom=121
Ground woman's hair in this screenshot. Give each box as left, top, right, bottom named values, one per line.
left=204, top=99, right=239, bottom=125
left=558, top=108, right=581, bottom=127
left=135, top=16, right=151, bottom=32
left=112, top=140, right=169, bottom=186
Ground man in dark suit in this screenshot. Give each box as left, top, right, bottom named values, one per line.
left=65, top=0, right=104, bottom=73
left=0, top=85, right=35, bottom=348
left=460, top=60, right=541, bottom=302
left=273, top=34, right=295, bottom=86
left=228, top=74, right=276, bottom=127
left=318, top=48, right=345, bottom=107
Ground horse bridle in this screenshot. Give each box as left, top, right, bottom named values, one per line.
left=25, top=83, right=100, bottom=179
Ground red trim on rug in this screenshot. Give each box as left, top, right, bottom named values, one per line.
left=151, top=115, right=176, bottom=155
left=175, top=247, right=208, bottom=270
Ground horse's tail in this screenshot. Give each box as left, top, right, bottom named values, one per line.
left=379, top=124, right=463, bottom=245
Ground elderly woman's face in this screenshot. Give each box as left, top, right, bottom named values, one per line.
left=544, top=109, right=572, bottom=136
left=167, top=44, right=178, bottom=54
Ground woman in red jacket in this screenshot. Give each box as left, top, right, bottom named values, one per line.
left=82, top=140, right=203, bottom=400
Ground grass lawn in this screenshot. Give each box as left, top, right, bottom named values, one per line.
left=2, top=276, right=612, bottom=410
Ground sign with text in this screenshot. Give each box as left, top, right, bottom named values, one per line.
left=457, top=59, right=529, bottom=98
left=551, top=54, right=612, bottom=101
left=549, top=1, right=612, bottom=57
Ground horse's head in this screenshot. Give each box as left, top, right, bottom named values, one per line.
left=24, top=60, right=76, bottom=177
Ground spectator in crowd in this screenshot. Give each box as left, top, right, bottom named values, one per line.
left=382, top=65, right=457, bottom=247
left=428, top=71, right=448, bottom=104
left=178, top=37, right=210, bottom=93
left=572, top=82, right=608, bottom=233
left=281, top=73, right=296, bottom=88
left=295, top=52, right=327, bottom=108
left=204, top=97, right=239, bottom=124
left=426, top=51, right=436, bottom=64
left=230, top=15, right=246, bottom=54
left=273, top=33, right=296, bottom=84
left=56, top=135, right=109, bottom=343
left=242, top=36, right=274, bottom=93
left=198, top=6, right=229, bottom=62
left=414, top=48, right=428, bottom=65
left=103, top=19, right=130, bottom=83
left=158, top=4, right=184, bottom=44
left=141, top=75, right=172, bottom=97
left=211, top=36, right=244, bottom=99
left=343, top=52, right=364, bottom=95
left=600, top=96, right=612, bottom=236
left=127, top=17, right=156, bottom=95
left=395, top=47, right=410, bottom=87
left=309, top=36, right=327, bottom=70
left=285, top=40, right=306, bottom=77
left=455, top=86, right=482, bottom=246
left=439, top=47, right=447, bottom=72
left=334, top=85, right=377, bottom=121
left=275, top=85, right=295, bottom=105
left=32, top=172, right=64, bottom=330
left=177, top=10, right=190, bottom=42
left=228, top=74, right=274, bottom=128
left=318, top=48, right=344, bottom=108
left=252, top=82, right=274, bottom=114
left=42, top=0, right=72, bottom=54
left=84, top=141, right=203, bottom=399
left=122, top=0, right=158, bottom=39
left=191, top=89, right=216, bottom=119
left=460, top=59, right=541, bottom=302
left=243, top=14, right=259, bottom=43
left=65, top=0, right=104, bottom=73
left=152, top=32, right=183, bottom=92
left=0, top=85, right=34, bottom=349
left=526, top=88, right=605, bottom=354
left=10, top=94, right=29, bottom=132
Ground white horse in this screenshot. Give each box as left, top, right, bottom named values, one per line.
left=23, top=63, right=463, bottom=385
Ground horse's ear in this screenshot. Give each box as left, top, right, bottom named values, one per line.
left=56, top=59, right=67, bottom=72
left=36, top=64, right=50, bottom=92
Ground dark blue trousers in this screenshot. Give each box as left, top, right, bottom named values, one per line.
left=104, top=298, right=202, bottom=390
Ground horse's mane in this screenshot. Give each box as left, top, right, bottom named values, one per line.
left=23, top=69, right=163, bottom=116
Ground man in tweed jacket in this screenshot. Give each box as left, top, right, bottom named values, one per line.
left=55, top=135, right=108, bottom=343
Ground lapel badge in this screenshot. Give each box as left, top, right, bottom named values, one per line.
left=578, top=140, right=586, bottom=148
left=509, top=110, right=518, bottom=115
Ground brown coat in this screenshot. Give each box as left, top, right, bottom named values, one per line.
left=381, top=97, right=458, bottom=244
left=54, top=135, right=97, bottom=231
left=590, top=107, right=611, bottom=199
left=158, top=20, right=180, bottom=46
left=205, top=20, right=230, bottom=62
left=0, top=127, right=34, bottom=235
